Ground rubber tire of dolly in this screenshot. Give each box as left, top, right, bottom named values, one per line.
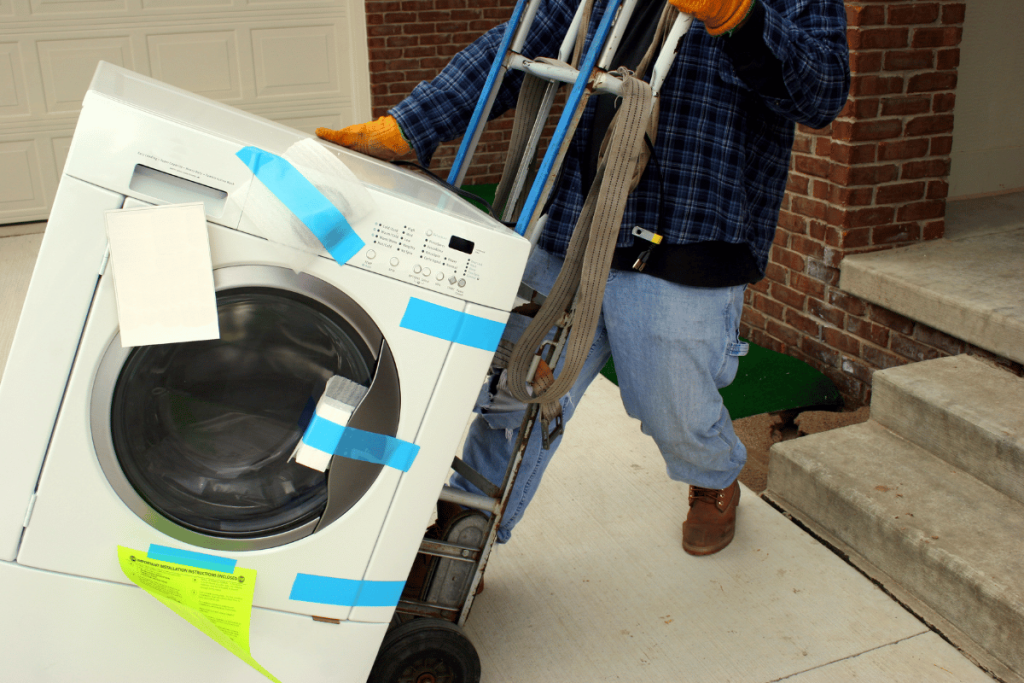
left=367, top=618, right=481, bottom=683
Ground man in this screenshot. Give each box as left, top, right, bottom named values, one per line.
left=318, top=0, right=849, bottom=555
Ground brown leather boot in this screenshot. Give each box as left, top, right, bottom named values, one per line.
left=682, top=480, right=740, bottom=556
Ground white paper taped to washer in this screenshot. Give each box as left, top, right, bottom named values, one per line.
left=236, top=138, right=376, bottom=272
left=105, top=202, right=219, bottom=348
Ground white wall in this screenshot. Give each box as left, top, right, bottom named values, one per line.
left=948, top=0, right=1024, bottom=198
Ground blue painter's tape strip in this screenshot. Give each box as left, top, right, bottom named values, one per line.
left=147, top=544, right=237, bottom=574
left=301, top=415, right=419, bottom=472
left=400, top=298, right=504, bottom=351
left=235, top=146, right=365, bottom=264
left=289, top=574, right=405, bottom=607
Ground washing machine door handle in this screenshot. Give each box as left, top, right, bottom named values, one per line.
left=314, top=339, right=401, bottom=532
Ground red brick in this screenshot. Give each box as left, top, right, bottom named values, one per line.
left=930, top=135, right=953, bottom=156
left=785, top=308, right=821, bottom=337
left=845, top=206, right=896, bottom=228
left=839, top=354, right=876, bottom=385
left=801, top=336, right=841, bottom=368
left=815, top=138, right=833, bottom=157
left=823, top=327, right=862, bottom=355
left=848, top=76, right=906, bottom=98
left=771, top=283, right=806, bottom=310
left=926, top=180, right=948, bottom=199
left=868, top=305, right=914, bottom=335
left=906, top=114, right=955, bottom=136
left=908, top=72, right=957, bottom=93
left=741, top=307, right=766, bottom=331
left=880, top=95, right=930, bottom=117
left=810, top=180, right=830, bottom=200
left=847, top=4, right=886, bottom=26
left=877, top=138, right=929, bottom=160
left=876, top=181, right=926, bottom=204
left=888, top=3, right=940, bottom=25
left=809, top=221, right=827, bottom=241
left=902, top=158, right=949, bottom=179
left=932, top=92, right=956, bottom=113
left=839, top=227, right=872, bottom=249
left=897, top=200, right=945, bottom=221
left=923, top=219, right=945, bottom=240
left=863, top=343, right=905, bottom=370
left=786, top=174, right=810, bottom=196
left=778, top=210, right=808, bottom=233
left=791, top=135, right=813, bottom=154
left=914, top=324, right=964, bottom=355
left=808, top=298, right=846, bottom=328
left=807, top=259, right=841, bottom=286
left=873, top=223, right=921, bottom=244
left=884, top=49, right=934, bottom=71
left=767, top=319, right=801, bottom=348
left=791, top=271, right=827, bottom=299
left=366, top=1, right=402, bottom=12
left=942, top=4, right=966, bottom=25
left=912, top=27, right=962, bottom=49
left=829, top=186, right=874, bottom=206
left=830, top=142, right=877, bottom=165
left=794, top=154, right=831, bottom=178
left=936, top=48, right=960, bottom=71
left=850, top=52, right=884, bottom=74
left=749, top=328, right=787, bottom=355
left=831, top=163, right=898, bottom=186
left=891, top=333, right=943, bottom=362
left=753, top=293, right=784, bottom=320
left=829, top=290, right=867, bottom=317
left=849, top=28, right=909, bottom=50
left=765, top=262, right=788, bottom=283
left=791, top=196, right=829, bottom=220
left=775, top=246, right=807, bottom=272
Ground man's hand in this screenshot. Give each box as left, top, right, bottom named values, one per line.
left=669, top=0, right=754, bottom=35
left=316, top=115, right=413, bottom=161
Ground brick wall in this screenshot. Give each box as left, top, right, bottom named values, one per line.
left=735, top=1, right=1022, bottom=406
left=363, top=0, right=1018, bottom=405
left=365, top=0, right=520, bottom=185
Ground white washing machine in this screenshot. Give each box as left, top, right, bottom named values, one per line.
left=0, top=63, right=529, bottom=681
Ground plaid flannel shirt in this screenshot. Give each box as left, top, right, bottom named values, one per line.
left=392, top=0, right=850, bottom=278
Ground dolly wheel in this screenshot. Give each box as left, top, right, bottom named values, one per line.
left=368, top=618, right=481, bottom=683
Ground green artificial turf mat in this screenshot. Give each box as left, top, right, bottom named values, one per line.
left=601, top=339, right=842, bottom=419
left=462, top=183, right=499, bottom=216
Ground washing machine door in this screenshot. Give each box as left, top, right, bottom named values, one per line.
left=91, top=265, right=401, bottom=551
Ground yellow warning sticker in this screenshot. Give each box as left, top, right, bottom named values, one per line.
left=117, top=546, right=280, bottom=682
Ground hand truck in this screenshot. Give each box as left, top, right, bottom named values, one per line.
left=366, top=2, right=693, bottom=680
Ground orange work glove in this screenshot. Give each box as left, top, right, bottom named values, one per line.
left=316, top=115, right=412, bottom=161
left=669, top=0, right=755, bottom=36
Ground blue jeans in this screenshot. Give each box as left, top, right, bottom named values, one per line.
left=452, top=248, right=749, bottom=543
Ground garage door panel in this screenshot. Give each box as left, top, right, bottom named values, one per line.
left=29, top=0, right=129, bottom=15
left=147, top=30, right=241, bottom=100
left=0, top=138, right=47, bottom=211
left=0, top=43, right=31, bottom=116
left=37, top=36, right=134, bottom=112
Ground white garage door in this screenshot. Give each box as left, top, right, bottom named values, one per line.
left=0, top=0, right=372, bottom=225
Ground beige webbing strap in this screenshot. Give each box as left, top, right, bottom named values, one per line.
left=506, top=70, right=654, bottom=406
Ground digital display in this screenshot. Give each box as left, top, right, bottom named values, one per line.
left=448, top=235, right=475, bottom=254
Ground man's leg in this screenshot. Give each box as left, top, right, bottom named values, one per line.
left=600, top=270, right=749, bottom=554
left=450, top=249, right=612, bottom=543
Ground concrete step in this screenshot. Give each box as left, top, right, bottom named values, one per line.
left=871, top=354, right=1024, bottom=506
left=767, top=420, right=1024, bottom=680
left=839, top=227, right=1024, bottom=366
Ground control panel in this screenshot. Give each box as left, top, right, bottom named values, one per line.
left=350, top=211, right=519, bottom=308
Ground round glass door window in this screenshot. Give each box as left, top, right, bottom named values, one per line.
left=93, top=267, right=400, bottom=548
